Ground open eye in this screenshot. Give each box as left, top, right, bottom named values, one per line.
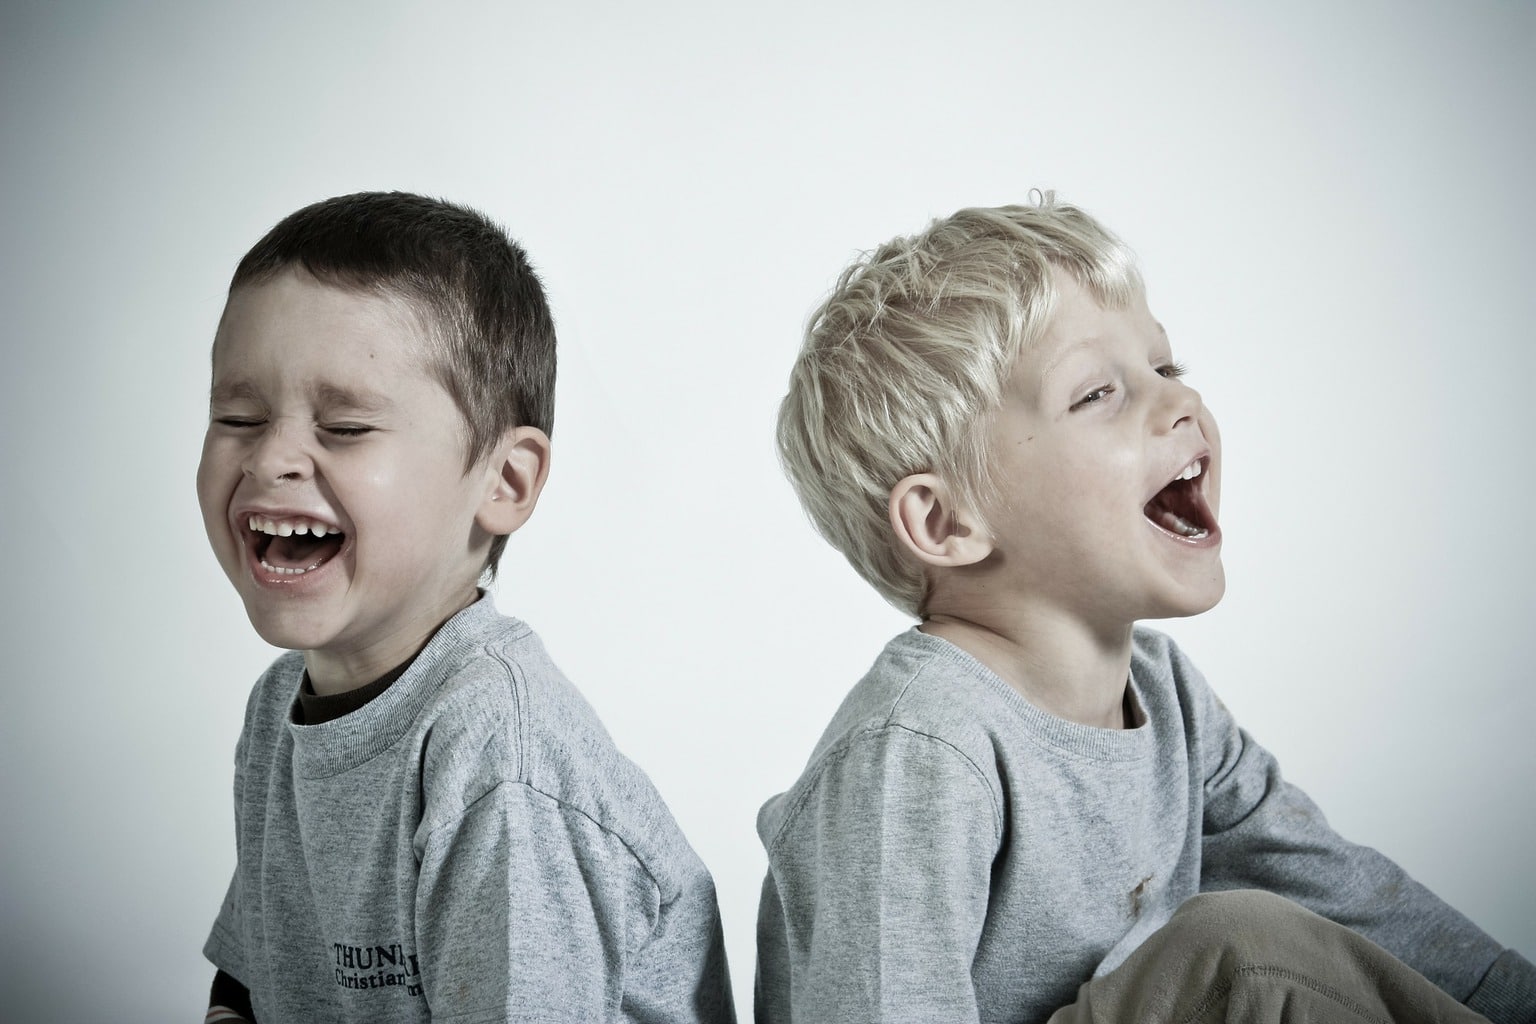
left=1157, top=361, right=1189, bottom=379
left=1070, top=384, right=1116, bottom=410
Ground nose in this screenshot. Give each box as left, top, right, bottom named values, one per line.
left=1155, top=374, right=1204, bottom=434
left=242, top=420, right=313, bottom=484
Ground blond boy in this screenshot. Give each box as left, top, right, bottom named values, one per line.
left=756, top=198, right=1534, bottom=1023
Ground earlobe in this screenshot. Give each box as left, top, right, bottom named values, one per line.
left=475, top=427, right=552, bottom=537
left=888, top=473, right=993, bottom=567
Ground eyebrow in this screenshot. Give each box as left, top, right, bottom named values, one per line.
left=1038, top=339, right=1102, bottom=383
left=208, top=381, right=263, bottom=406
left=1038, top=321, right=1173, bottom=381
left=206, top=380, right=393, bottom=411
left=312, top=383, right=392, bottom=412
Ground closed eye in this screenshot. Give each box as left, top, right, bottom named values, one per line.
left=213, top=417, right=264, bottom=429
left=322, top=424, right=374, bottom=438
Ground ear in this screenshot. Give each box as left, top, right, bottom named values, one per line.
left=888, top=472, right=993, bottom=567
left=475, top=426, right=552, bottom=537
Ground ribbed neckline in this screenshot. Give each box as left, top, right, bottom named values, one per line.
left=285, top=594, right=523, bottom=779
left=296, top=661, right=407, bottom=725
left=894, top=627, right=1156, bottom=763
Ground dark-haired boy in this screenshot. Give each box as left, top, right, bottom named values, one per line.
left=199, top=192, right=733, bottom=1023
left=757, top=198, right=1534, bottom=1023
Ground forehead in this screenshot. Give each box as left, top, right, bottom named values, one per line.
left=210, top=269, right=434, bottom=380
left=1023, top=274, right=1162, bottom=378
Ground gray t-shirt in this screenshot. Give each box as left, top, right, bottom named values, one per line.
left=206, top=595, right=734, bottom=1023
left=755, top=626, right=1520, bottom=1024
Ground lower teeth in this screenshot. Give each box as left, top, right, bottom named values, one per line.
left=261, top=559, right=323, bottom=576
left=1164, top=513, right=1208, bottom=539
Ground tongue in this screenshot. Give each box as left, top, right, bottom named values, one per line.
left=264, top=533, right=344, bottom=570
left=1149, top=507, right=1206, bottom=538
left=1144, top=481, right=1209, bottom=539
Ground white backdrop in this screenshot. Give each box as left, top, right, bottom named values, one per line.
left=1, top=2, right=1532, bottom=1020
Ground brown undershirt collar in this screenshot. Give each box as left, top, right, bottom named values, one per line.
left=295, top=661, right=412, bottom=726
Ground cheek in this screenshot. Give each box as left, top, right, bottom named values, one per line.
left=1060, top=444, right=1138, bottom=500
left=195, top=437, right=227, bottom=521
left=348, top=461, right=418, bottom=527
left=1200, top=410, right=1223, bottom=515
left=195, top=442, right=240, bottom=562
left=344, top=457, right=445, bottom=539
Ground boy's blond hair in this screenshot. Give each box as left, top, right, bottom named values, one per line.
left=777, top=196, right=1142, bottom=616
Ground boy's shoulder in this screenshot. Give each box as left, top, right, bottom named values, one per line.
left=760, top=625, right=1222, bottom=843
left=801, top=626, right=1206, bottom=768
left=810, top=627, right=1020, bottom=756
left=413, top=599, right=706, bottom=890
left=1128, top=624, right=1224, bottom=732
left=1129, top=623, right=1196, bottom=678
left=759, top=628, right=1019, bottom=846
left=236, top=596, right=706, bottom=893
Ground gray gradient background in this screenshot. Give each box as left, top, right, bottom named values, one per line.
left=2, top=2, right=1532, bottom=1020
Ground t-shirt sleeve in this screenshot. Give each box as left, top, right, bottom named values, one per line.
left=205, top=704, right=252, bottom=984
left=1186, top=654, right=1520, bottom=1011
left=756, top=725, right=999, bottom=1024
left=414, top=780, right=660, bottom=1023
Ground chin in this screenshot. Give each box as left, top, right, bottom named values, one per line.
left=1148, top=565, right=1226, bottom=621
left=239, top=601, right=336, bottom=654
left=1179, top=568, right=1227, bottom=617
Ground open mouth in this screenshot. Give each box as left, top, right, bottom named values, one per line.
left=1143, top=459, right=1217, bottom=541
left=246, top=514, right=346, bottom=576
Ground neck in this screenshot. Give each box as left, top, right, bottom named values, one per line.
left=303, top=587, right=480, bottom=696
left=920, top=605, right=1136, bottom=729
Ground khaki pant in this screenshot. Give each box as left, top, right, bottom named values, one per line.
left=1048, top=891, right=1488, bottom=1024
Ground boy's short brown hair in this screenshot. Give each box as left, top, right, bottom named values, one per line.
left=230, top=191, right=556, bottom=576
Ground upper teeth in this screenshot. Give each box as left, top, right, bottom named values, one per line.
left=248, top=515, right=334, bottom=538
left=1178, top=461, right=1203, bottom=482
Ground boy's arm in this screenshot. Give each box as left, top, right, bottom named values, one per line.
left=206, top=696, right=256, bottom=1024
left=415, top=779, right=728, bottom=1023
left=756, top=725, right=998, bottom=1024
left=1187, top=656, right=1536, bottom=1023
